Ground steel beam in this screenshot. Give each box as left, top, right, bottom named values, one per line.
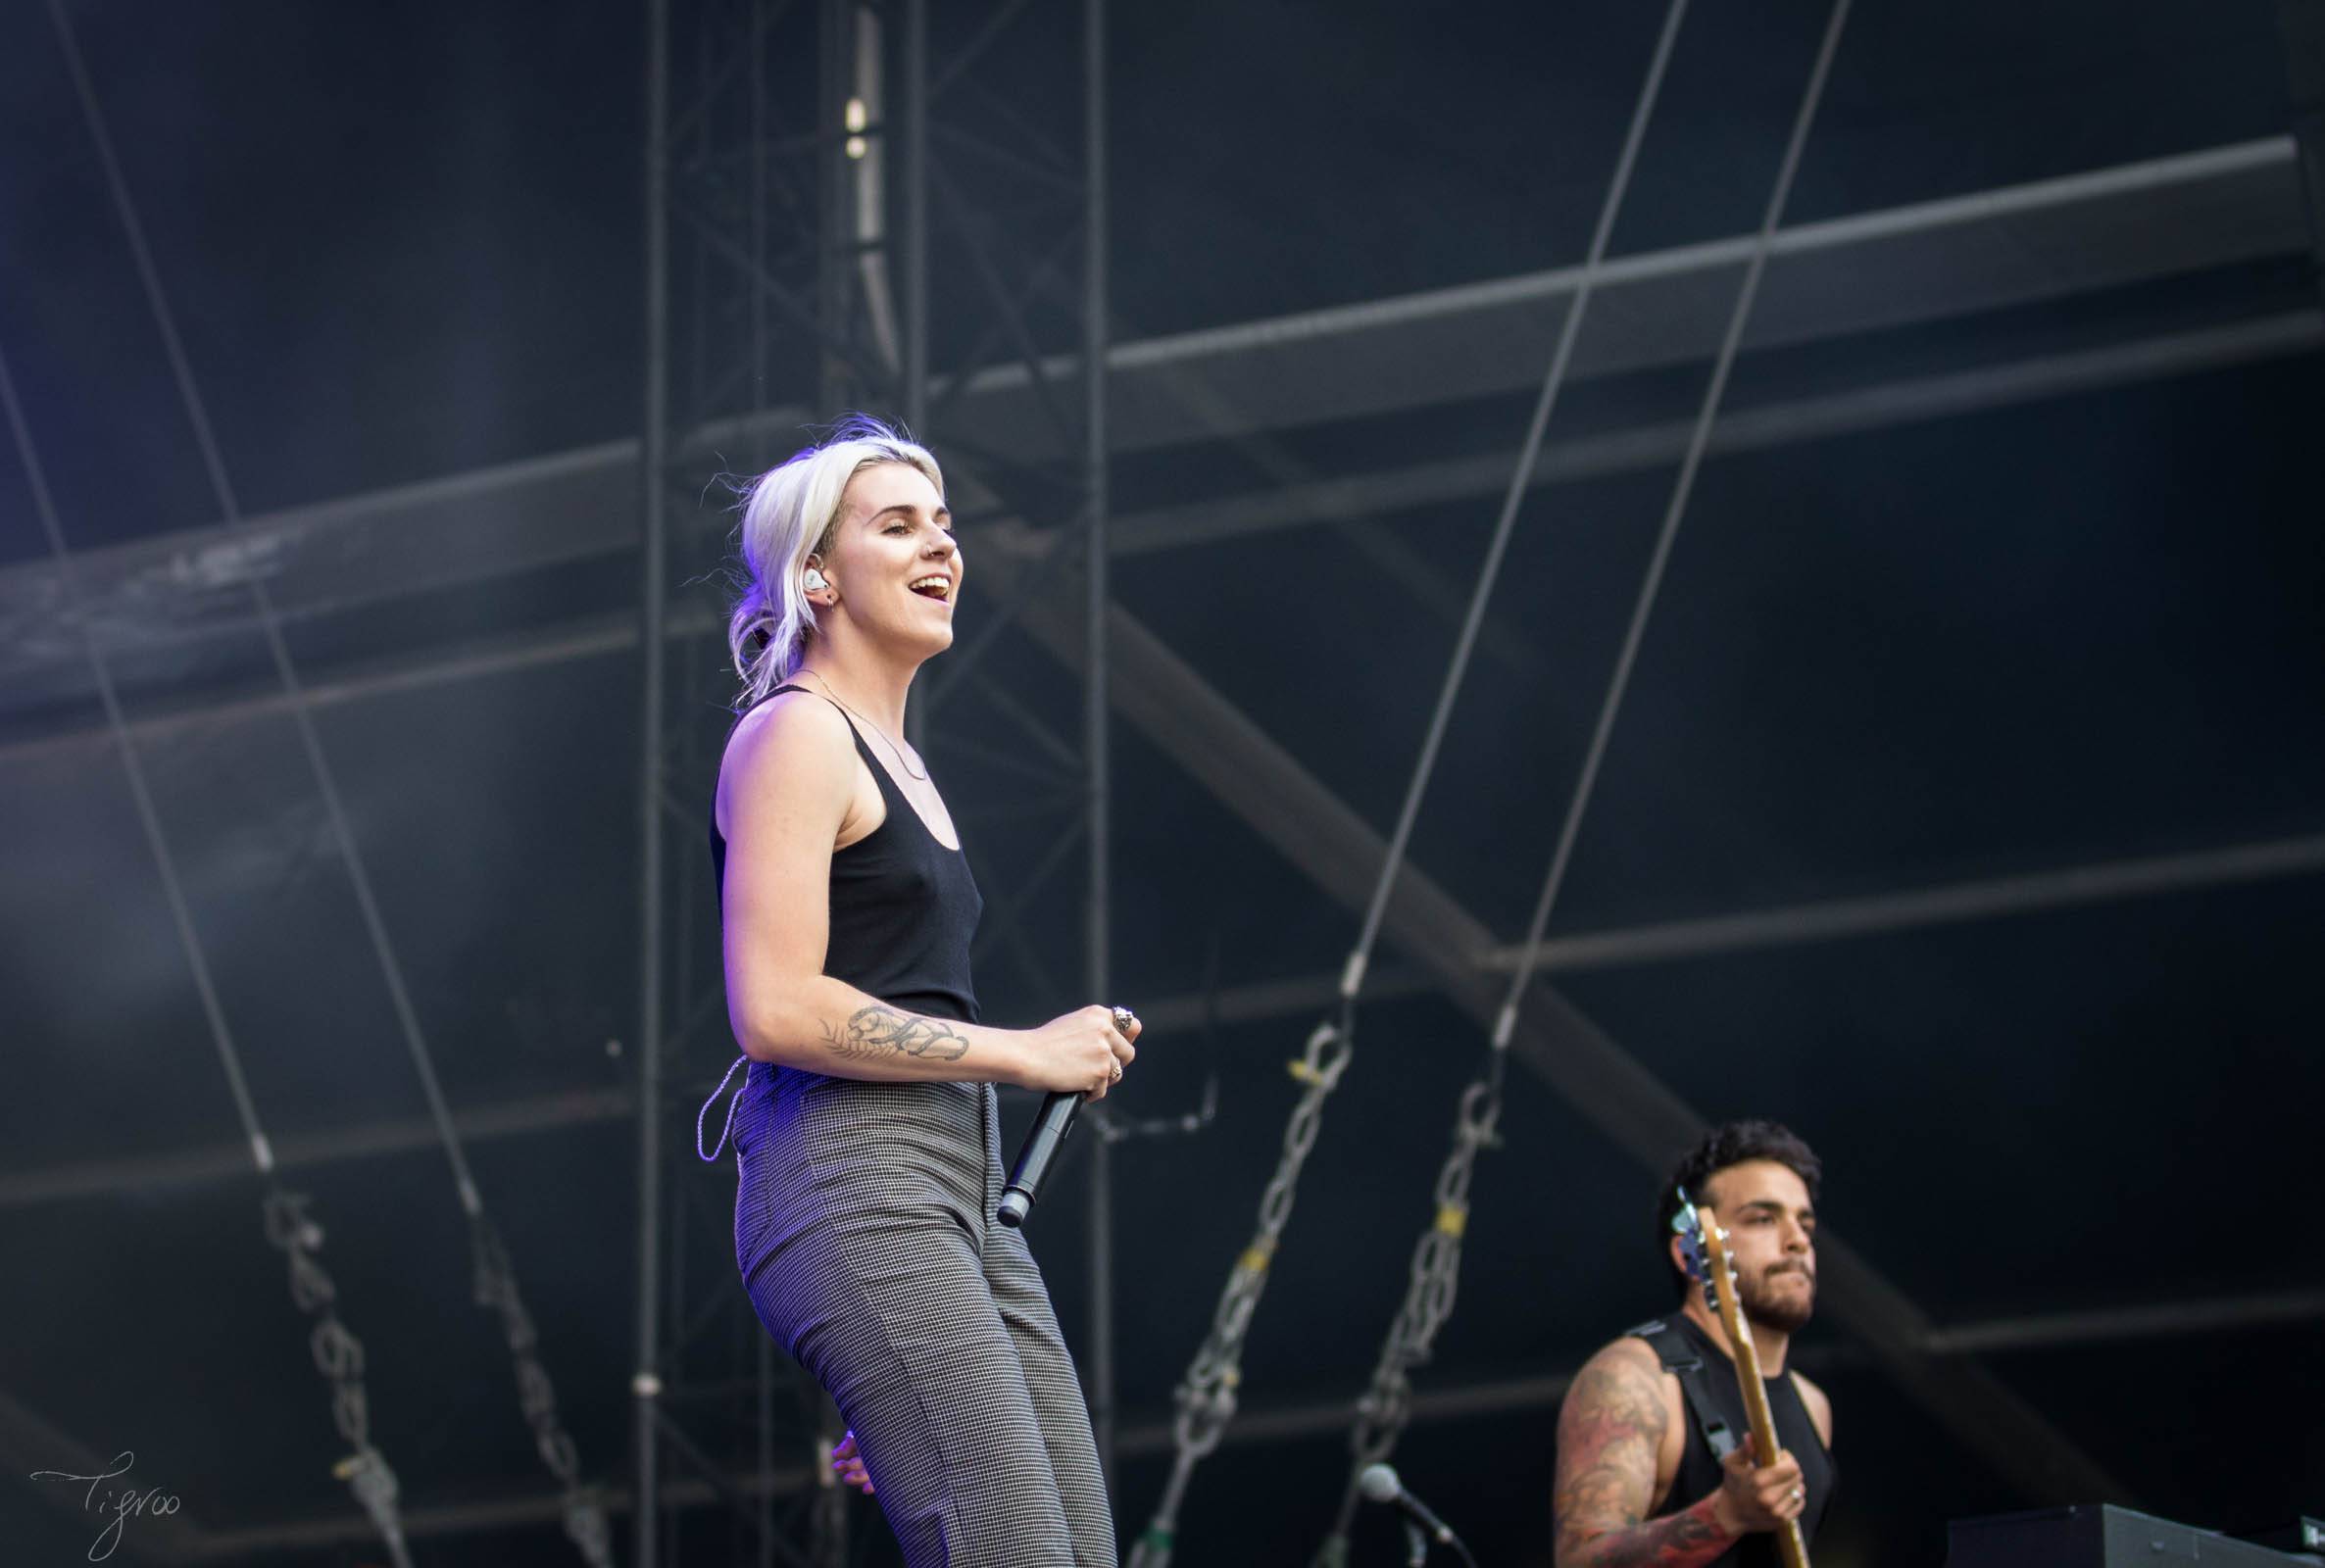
left=1480, top=831, right=2325, bottom=974
left=2282, top=0, right=2325, bottom=294
left=933, top=137, right=2306, bottom=460
left=1922, top=1286, right=2325, bottom=1354
left=3, top=138, right=2307, bottom=693
left=1109, top=312, right=2325, bottom=558
left=0, top=970, right=1437, bottom=1210
left=0, top=1086, right=635, bottom=1209
left=5, top=308, right=2316, bottom=747
left=1079, top=0, right=1117, bottom=1490
left=900, top=0, right=928, bottom=434
left=633, top=3, right=673, bottom=1563
left=13, top=823, right=2314, bottom=1211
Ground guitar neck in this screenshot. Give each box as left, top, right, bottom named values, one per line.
left=1723, top=1328, right=1810, bottom=1568
left=1726, top=1335, right=1786, bottom=1476
left=1682, top=1201, right=1811, bottom=1568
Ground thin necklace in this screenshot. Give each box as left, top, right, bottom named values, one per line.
left=796, top=669, right=929, bottom=781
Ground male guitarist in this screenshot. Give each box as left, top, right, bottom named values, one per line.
left=1552, top=1120, right=1836, bottom=1567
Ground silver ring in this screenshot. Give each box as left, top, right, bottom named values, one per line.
left=1110, top=1005, right=1137, bottom=1036
left=1789, top=1487, right=1804, bottom=1505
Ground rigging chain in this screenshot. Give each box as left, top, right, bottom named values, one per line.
left=471, top=1219, right=615, bottom=1566
left=1311, top=0, right=1852, bottom=1555
left=1311, top=1054, right=1506, bottom=1568
left=5, top=332, right=422, bottom=1568
left=1126, top=1013, right=1354, bottom=1568
left=1131, top=0, right=1697, bottom=1556
left=40, top=4, right=616, bottom=1552
left=265, top=1189, right=416, bottom=1568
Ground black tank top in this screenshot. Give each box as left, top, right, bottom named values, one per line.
left=1637, top=1313, right=1836, bottom=1564
left=711, top=685, right=983, bottom=1024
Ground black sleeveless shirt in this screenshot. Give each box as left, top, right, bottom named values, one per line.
left=711, top=685, right=982, bottom=1024
left=709, top=687, right=993, bottom=1259
left=1635, top=1313, right=1836, bottom=1565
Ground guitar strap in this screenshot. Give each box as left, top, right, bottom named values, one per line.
left=1625, top=1318, right=1740, bottom=1462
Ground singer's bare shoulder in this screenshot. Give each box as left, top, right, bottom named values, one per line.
left=724, top=686, right=853, bottom=772
left=716, top=690, right=857, bottom=844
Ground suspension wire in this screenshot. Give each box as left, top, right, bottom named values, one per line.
left=1313, top=4, right=1855, bottom=1561
left=1335, top=0, right=1691, bottom=1011
left=1125, top=12, right=1696, bottom=1566
left=43, top=6, right=610, bottom=1560
left=1, top=342, right=414, bottom=1568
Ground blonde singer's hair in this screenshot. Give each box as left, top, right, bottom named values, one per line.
left=726, top=416, right=945, bottom=710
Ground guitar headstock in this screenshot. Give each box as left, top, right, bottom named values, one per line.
left=1668, top=1188, right=1804, bottom=1564
left=1669, top=1186, right=1726, bottom=1312
left=1670, top=1187, right=1756, bottom=1370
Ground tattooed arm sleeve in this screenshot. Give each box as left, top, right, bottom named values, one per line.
left=1553, top=1344, right=1738, bottom=1568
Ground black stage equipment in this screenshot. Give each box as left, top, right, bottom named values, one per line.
left=1948, top=1504, right=2321, bottom=1566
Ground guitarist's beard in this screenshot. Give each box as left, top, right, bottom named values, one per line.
left=1740, top=1261, right=1816, bottom=1335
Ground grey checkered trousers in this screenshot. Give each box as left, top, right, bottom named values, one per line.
left=713, top=1058, right=1115, bottom=1566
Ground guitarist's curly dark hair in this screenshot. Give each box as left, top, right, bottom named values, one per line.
left=1656, top=1119, right=1822, bottom=1297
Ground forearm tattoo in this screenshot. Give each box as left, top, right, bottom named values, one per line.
left=1569, top=1503, right=1724, bottom=1568
left=1554, top=1355, right=1732, bottom=1568
left=818, top=1005, right=971, bottom=1064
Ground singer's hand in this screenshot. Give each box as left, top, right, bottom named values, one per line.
left=1016, top=1004, right=1139, bottom=1099
left=829, top=1429, right=873, bottom=1494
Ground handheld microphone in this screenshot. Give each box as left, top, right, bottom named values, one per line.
left=996, top=1006, right=1137, bottom=1228
left=1358, top=1465, right=1478, bottom=1568
left=995, top=1089, right=1078, bottom=1227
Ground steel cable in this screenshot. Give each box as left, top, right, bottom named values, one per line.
left=43, top=6, right=610, bottom=1558
left=1313, top=3, right=1855, bottom=1560
left=1126, top=11, right=1699, bottom=1561
left=2, top=340, right=414, bottom=1568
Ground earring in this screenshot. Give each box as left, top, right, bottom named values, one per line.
left=803, top=568, right=830, bottom=593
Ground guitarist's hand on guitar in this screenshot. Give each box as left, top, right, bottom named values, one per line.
left=1710, top=1438, right=1807, bottom=1537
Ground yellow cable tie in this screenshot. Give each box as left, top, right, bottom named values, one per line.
left=1288, top=1057, right=1319, bottom=1085
left=1434, top=1203, right=1468, bottom=1238
left=1239, top=1242, right=1274, bottom=1276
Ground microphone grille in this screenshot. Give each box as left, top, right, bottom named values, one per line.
left=1358, top=1463, right=1401, bottom=1503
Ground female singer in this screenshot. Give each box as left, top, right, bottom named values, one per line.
left=700, top=416, right=1132, bottom=1566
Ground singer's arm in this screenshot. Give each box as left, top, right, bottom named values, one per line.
left=1552, top=1342, right=1735, bottom=1568
left=719, top=692, right=1129, bottom=1097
